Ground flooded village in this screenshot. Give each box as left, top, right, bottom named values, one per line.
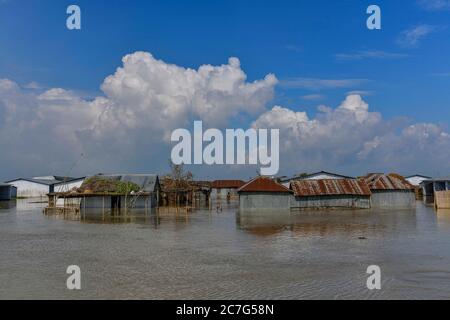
left=2, top=168, right=450, bottom=299
left=2, top=168, right=449, bottom=215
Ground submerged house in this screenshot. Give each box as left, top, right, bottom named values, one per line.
left=0, top=184, right=17, bottom=201
left=420, top=177, right=450, bottom=209
left=4, top=176, right=74, bottom=198
left=160, top=178, right=210, bottom=207
left=290, top=179, right=371, bottom=210
left=405, top=174, right=432, bottom=200
left=211, top=180, right=245, bottom=200
left=363, top=173, right=415, bottom=209
left=280, top=171, right=355, bottom=187
left=48, top=174, right=160, bottom=211
left=237, top=176, right=292, bottom=211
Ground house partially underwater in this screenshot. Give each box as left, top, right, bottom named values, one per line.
left=420, top=176, right=450, bottom=209
left=47, top=174, right=160, bottom=213
left=238, top=173, right=416, bottom=211
left=290, top=179, right=371, bottom=210
left=363, top=173, right=415, bottom=209
left=211, top=180, right=245, bottom=200
left=237, top=176, right=292, bottom=211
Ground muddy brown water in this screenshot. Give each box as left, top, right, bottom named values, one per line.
left=1, top=199, right=450, bottom=299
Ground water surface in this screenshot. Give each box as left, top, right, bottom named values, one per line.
left=1, top=199, right=450, bottom=299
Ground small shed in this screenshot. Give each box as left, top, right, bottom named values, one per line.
left=363, top=173, right=415, bottom=209
left=47, top=174, right=161, bottom=211
left=420, top=176, right=450, bottom=209
left=290, top=179, right=371, bottom=210
left=0, top=184, right=17, bottom=201
left=237, top=176, right=293, bottom=211
left=80, top=174, right=160, bottom=209
left=211, top=180, right=245, bottom=200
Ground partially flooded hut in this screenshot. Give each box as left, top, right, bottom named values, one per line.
left=363, top=173, right=415, bottom=209
left=47, top=174, right=160, bottom=213
left=420, top=176, right=450, bottom=209
left=237, top=177, right=292, bottom=211
left=290, top=179, right=371, bottom=210
left=160, top=178, right=211, bottom=208
left=211, top=180, right=245, bottom=200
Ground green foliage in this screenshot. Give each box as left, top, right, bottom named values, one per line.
left=79, top=176, right=141, bottom=194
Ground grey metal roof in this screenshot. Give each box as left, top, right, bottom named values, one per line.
left=281, top=171, right=355, bottom=183
left=421, top=176, right=450, bottom=183
left=4, top=178, right=60, bottom=186
left=53, top=177, right=86, bottom=185
left=98, top=174, right=160, bottom=192
left=405, top=174, right=432, bottom=179
left=0, top=183, right=16, bottom=188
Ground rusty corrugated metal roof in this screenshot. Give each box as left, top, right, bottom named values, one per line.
left=363, top=173, right=414, bottom=190
left=211, top=180, right=245, bottom=189
left=238, top=177, right=292, bottom=193
left=290, top=179, right=371, bottom=197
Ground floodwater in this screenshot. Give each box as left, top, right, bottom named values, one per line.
left=1, top=199, right=450, bottom=299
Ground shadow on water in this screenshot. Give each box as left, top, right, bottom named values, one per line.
left=0, top=200, right=16, bottom=210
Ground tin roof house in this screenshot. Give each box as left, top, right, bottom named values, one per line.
left=210, top=180, right=245, bottom=200
left=363, top=173, right=415, bottom=209
left=290, top=179, right=371, bottom=210
left=237, top=176, right=293, bottom=211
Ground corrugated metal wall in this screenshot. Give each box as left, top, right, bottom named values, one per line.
left=370, top=190, right=416, bottom=209
left=239, top=193, right=291, bottom=211
left=291, top=195, right=370, bottom=209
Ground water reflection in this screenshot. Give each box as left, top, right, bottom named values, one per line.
left=0, top=200, right=16, bottom=210
left=237, top=208, right=418, bottom=238
left=45, top=207, right=197, bottom=228
left=2, top=199, right=450, bottom=299
left=436, top=209, right=450, bottom=230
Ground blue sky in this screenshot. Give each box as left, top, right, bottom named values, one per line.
left=0, top=0, right=450, bottom=179
left=1, top=0, right=449, bottom=123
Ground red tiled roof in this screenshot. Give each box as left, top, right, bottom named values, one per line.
left=290, top=179, right=371, bottom=197
left=238, top=177, right=292, bottom=193
left=363, top=173, right=414, bottom=190
left=211, top=180, right=245, bottom=189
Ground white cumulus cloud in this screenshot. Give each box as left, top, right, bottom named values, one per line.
left=252, top=95, right=450, bottom=175
left=0, top=52, right=277, bottom=178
